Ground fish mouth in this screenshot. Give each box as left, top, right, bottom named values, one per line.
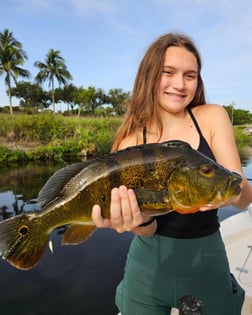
left=206, top=176, right=242, bottom=208
left=223, top=174, right=242, bottom=196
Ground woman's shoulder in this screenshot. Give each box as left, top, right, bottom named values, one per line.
left=193, top=104, right=230, bottom=123
left=193, top=103, right=227, bottom=114
left=117, top=130, right=143, bottom=150
left=191, top=104, right=232, bottom=143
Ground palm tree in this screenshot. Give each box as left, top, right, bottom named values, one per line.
left=34, top=49, right=73, bottom=112
left=0, top=29, right=30, bottom=114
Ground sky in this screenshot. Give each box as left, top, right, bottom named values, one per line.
left=0, top=0, right=252, bottom=112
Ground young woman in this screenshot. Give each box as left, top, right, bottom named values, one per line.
left=92, top=32, right=252, bottom=315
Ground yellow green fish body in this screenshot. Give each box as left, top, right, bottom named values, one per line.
left=0, top=140, right=242, bottom=270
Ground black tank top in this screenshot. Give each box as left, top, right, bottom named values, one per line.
left=144, top=107, right=219, bottom=238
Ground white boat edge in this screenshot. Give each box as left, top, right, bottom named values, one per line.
left=220, top=204, right=252, bottom=315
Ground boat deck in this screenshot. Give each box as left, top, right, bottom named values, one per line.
left=221, top=207, right=252, bottom=315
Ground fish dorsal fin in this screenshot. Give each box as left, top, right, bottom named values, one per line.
left=161, top=140, right=192, bottom=149
left=37, top=162, right=89, bottom=209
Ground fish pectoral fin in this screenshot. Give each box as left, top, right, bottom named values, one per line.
left=62, top=223, right=96, bottom=245
left=134, top=189, right=173, bottom=215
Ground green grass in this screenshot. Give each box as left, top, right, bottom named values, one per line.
left=0, top=113, right=250, bottom=164
left=0, top=113, right=122, bottom=163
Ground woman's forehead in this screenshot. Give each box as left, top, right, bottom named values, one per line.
left=164, top=46, right=198, bottom=71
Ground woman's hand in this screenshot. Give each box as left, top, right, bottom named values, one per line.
left=92, top=185, right=157, bottom=235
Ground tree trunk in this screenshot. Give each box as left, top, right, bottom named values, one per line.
left=7, top=76, right=13, bottom=115
left=51, top=78, right=55, bottom=112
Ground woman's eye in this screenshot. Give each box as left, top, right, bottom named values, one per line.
left=201, top=165, right=214, bottom=175
left=162, top=70, right=173, bottom=75
left=185, top=74, right=196, bottom=80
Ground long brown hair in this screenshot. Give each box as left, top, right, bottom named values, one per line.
left=111, top=32, right=206, bottom=151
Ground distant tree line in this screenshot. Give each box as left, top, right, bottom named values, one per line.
left=223, top=104, right=252, bottom=125
left=6, top=82, right=130, bottom=116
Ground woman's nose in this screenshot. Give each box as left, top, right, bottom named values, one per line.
left=172, top=74, right=185, bottom=90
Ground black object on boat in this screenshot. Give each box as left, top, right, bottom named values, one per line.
left=178, top=295, right=203, bottom=315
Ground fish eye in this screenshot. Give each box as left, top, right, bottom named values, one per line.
left=201, top=165, right=214, bottom=176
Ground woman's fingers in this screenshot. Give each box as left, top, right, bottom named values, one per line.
left=92, top=186, right=145, bottom=232
left=110, top=186, right=133, bottom=232
left=118, top=186, right=133, bottom=227
left=92, top=204, right=111, bottom=228
left=110, top=186, right=143, bottom=232
left=127, top=188, right=144, bottom=225
left=110, top=187, right=124, bottom=230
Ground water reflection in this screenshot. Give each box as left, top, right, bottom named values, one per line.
left=1, top=163, right=56, bottom=221
left=0, top=147, right=251, bottom=315
left=0, top=228, right=131, bottom=315
left=0, top=160, right=132, bottom=315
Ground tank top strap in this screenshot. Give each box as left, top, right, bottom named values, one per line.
left=187, top=107, right=203, bottom=138
left=143, top=126, right=147, bottom=144
left=187, top=107, right=216, bottom=161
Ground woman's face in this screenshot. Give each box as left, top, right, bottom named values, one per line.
left=157, top=46, right=198, bottom=113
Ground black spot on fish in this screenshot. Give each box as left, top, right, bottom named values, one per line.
left=18, top=225, right=29, bottom=237
left=101, top=196, right=106, bottom=202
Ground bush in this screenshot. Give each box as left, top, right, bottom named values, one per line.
left=0, top=113, right=122, bottom=162
left=0, top=145, right=28, bottom=163
left=233, top=126, right=251, bottom=143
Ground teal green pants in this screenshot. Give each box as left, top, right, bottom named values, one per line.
left=116, top=231, right=244, bottom=315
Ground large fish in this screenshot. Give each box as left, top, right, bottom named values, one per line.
left=0, top=140, right=241, bottom=270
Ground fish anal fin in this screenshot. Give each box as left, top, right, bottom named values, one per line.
left=62, top=223, right=96, bottom=245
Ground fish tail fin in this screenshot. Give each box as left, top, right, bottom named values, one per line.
left=0, top=214, right=49, bottom=270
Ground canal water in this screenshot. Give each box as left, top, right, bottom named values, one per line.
left=0, top=147, right=251, bottom=315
